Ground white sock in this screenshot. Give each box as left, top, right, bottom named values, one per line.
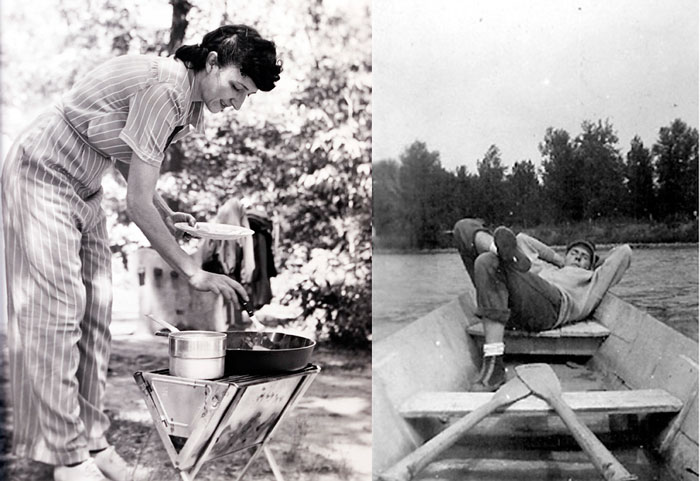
left=483, top=342, right=504, bottom=357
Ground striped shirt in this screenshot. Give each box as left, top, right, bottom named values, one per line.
left=60, top=55, right=204, bottom=167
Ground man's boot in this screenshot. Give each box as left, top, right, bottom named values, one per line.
left=471, top=354, right=506, bottom=392
left=494, top=226, right=531, bottom=272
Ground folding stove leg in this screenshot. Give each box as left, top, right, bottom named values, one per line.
left=263, top=446, right=285, bottom=481
left=230, top=445, right=283, bottom=481
left=235, top=372, right=318, bottom=481
left=234, top=445, right=264, bottom=481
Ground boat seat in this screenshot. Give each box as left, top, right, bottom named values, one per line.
left=399, top=389, right=683, bottom=419
left=467, top=320, right=610, bottom=356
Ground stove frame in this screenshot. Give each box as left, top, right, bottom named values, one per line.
left=134, top=364, right=320, bottom=481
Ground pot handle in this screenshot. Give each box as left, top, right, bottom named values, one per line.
left=154, top=331, right=170, bottom=337
left=146, top=314, right=180, bottom=332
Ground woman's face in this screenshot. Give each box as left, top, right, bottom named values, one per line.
left=198, top=53, right=258, bottom=113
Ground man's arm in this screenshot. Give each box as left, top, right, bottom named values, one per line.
left=576, top=244, right=633, bottom=318
left=591, top=244, right=632, bottom=291
left=517, top=233, right=565, bottom=267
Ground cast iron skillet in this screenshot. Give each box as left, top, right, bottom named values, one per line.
left=224, top=331, right=316, bottom=374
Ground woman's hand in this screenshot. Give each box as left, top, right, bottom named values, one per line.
left=165, top=212, right=197, bottom=239
left=188, top=269, right=249, bottom=304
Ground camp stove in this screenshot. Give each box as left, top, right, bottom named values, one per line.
left=134, top=364, right=320, bottom=481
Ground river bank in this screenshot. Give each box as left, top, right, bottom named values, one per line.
left=373, top=219, right=699, bottom=251
left=373, top=241, right=699, bottom=255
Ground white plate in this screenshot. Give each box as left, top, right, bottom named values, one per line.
left=174, top=222, right=254, bottom=240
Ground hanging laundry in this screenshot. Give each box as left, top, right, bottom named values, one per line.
left=247, top=211, right=278, bottom=309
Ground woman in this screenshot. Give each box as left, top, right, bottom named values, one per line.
left=1, top=25, right=281, bottom=481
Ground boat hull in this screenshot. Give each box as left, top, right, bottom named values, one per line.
left=372, top=291, right=698, bottom=480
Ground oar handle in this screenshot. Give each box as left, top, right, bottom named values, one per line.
left=550, top=398, right=638, bottom=481
left=379, top=399, right=502, bottom=481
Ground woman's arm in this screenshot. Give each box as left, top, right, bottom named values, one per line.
left=125, top=153, right=248, bottom=303
left=153, top=190, right=174, bottom=219
left=116, top=160, right=196, bottom=236
left=152, top=191, right=199, bottom=236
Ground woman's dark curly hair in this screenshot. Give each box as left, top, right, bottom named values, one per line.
left=175, top=25, right=282, bottom=91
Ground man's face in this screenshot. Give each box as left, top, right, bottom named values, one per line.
left=564, top=245, right=592, bottom=270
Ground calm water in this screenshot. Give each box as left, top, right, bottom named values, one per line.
left=373, top=246, right=699, bottom=343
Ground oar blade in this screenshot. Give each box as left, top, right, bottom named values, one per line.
left=491, top=375, right=531, bottom=407
left=514, top=363, right=562, bottom=399
left=516, top=364, right=638, bottom=481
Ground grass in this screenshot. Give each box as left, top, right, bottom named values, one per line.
left=517, top=219, right=698, bottom=246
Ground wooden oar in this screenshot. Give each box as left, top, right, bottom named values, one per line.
left=379, top=376, right=531, bottom=481
left=515, top=363, right=638, bottom=481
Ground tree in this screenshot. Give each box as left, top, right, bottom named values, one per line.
left=167, top=0, right=192, bottom=53
left=507, top=160, right=543, bottom=226
left=448, top=165, right=478, bottom=228
left=625, top=135, right=655, bottom=219
left=216, top=0, right=373, bottom=347
left=475, top=145, right=508, bottom=223
left=540, top=127, right=582, bottom=221
left=2, top=0, right=160, bottom=120
left=160, top=0, right=194, bottom=173
left=398, top=141, right=447, bottom=248
left=574, top=120, right=627, bottom=219
left=653, top=119, right=699, bottom=220
left=372, top=160, right=402, bottom=238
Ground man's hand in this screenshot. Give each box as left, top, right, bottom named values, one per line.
left=165, top=212, right=198, bottom=239
left=188, top=270, right=249, bottom=304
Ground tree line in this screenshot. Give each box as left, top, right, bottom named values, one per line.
left=373, top=118, right=698, bottom=249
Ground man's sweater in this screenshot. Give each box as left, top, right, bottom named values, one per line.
left=516, top=233, right=632, bottom=327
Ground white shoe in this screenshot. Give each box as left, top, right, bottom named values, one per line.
left=54, top=457, right=110, bottom=481
left=92, top=445, right=132, bottom=481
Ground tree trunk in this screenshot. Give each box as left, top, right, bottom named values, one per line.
left=168, top=0, right=192, bottom=53
left=163, top=0, right=192, bottom=173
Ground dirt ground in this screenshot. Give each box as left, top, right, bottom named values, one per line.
left=0, top=263, right=372, bottom=480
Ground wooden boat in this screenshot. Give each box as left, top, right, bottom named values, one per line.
left=373, top=283, right=698, bottom=481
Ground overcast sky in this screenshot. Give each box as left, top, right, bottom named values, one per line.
left=372, top=0, right=699, bottom=172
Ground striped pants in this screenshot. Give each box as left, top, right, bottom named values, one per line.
left=1, top=113, right=112, bottom=465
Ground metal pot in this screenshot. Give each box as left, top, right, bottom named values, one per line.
left=154, top=329, right=226, bottom=379
left=168, top=331, right=227, bottom=379
left=149, top=315, right=226, bottom=380
left=224, top=331, right=316, bottom=374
